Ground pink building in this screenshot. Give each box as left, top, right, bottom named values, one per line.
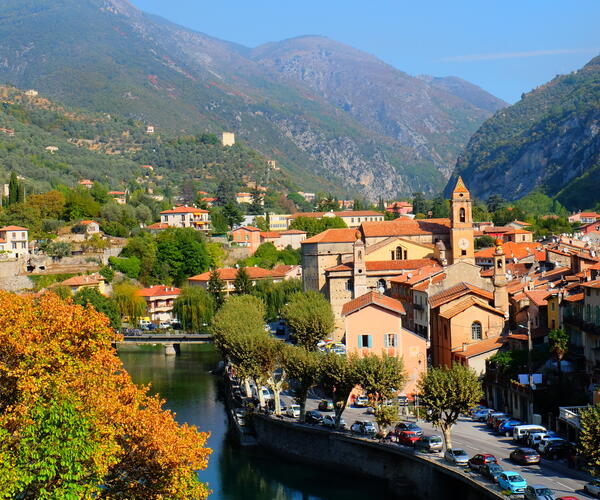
left=137, top=285, right=181, bottom=322
left=386, top=201, right=413, bottom=217
left=232, top=226, right=262, bottom=253
left=341, top=291, right=427, bottom=396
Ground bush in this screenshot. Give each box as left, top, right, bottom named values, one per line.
left=108, top=256, right=141, bottom=279
left=101, top=221, right=129, bottom=238
left=45, top=241, right=72, bottom=259
left=99, top=265, right=115, bottom=283
left=71, top=223, right=87, bottom=234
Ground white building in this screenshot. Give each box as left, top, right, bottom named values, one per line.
left=0, top=226, right=29, bottom=259
left=159, top=206, right=211, bottom=232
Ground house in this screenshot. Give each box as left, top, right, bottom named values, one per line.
left=221, top=132, right=235, bottom=147
left=386, top=201, right=413, bottom=217
left=508, top=220, right=531, bottom=230
left=341, top=291, right=426, bottom=396
left=78, top=179, right=94, bottom=189
left=45, top=146, right=59, bottom=154
left=60, top=273, right=106, bottom=295
left=188, top=267, right=284, bottom=295
left=569, top=212, right=600, bottom=224
left=272, top=264, right=302, bottom=280
left=80, top=220, right=100, bottom=234
left=0, top=225, right=29, bottom=260
left=146, top=125, right=155, bottom=134
left=159, top=206, right=211, bottom=232
left=141, top=164, right=154, bottom=172
left=231, top=226, right=262, bottom=253
left=475, top=241, right=543, bottom=269
left=147, top=222, right=169, bottom=233
left=289, top=210, right=384, bottom=228
left=108, top=191, right=127, bottom=205
left=278, top=229, right=306, bottom=249
left=200, top=197, right=217, bottom=207
left=260, top=231, right=281, bottom=247
left=580, top=221, right=600, bottom=235
left=138, top=285, right=180, bottom=322
left=297, top=192, right=315, bottom=202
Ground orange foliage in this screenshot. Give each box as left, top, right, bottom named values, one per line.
left=0, top=291, right=211, bottom=499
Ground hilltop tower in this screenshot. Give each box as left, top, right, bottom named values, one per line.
left=450, top=176, right=475, bottom=264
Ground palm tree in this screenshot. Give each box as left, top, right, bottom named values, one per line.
left=548, top=328, right=569, bottom=380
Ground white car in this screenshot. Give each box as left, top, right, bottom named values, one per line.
left=584, top=479, right=600, bottom=498
left=355, top=395, right=369, bottom=407
left=323, top=415, right=346, bottom=429
left=444, top=448, right=470, bottom=466
left=159, top=321, right=171, bottom=329
left=286, top=404, right=300, bottom=418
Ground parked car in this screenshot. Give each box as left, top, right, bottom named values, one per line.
left=251, top=386, right=273, bottom=402
left=318, top=400, right=334, bottom=412
left=472, top=408, right=493, bottom=422
left=354, top=395, right=369, bottom=407
left=286, top=404, right=300, bottom=418
left=538, top=437, right=566, bottom=454
left=498, top=419, right=524, bottom=436
left=527, top=431, right=557, bottom=449
left=510, top=447, right=541, bottom=465
left=497, top=471, right=527, bottom=494
left=585, top=480, right=600, bottom=498
left=414, top=435, right=443, bottom=453
left=544, top=441, right=574, bottom=460
left=491, top=413, right=510, bottom=430
left=158, top=321, right=171, bottom=329
left=524, top=485, right=556, bottom=500
left=467, top=453, right=497, bottom=472
left=486, top=412, right=507, bottom=428
left=394, top=422, right=423, bottom=437
left=513, top=425, right=546, bottom=443
left=556, top=497, right=580, bottom=500
left=444, top=448, right=469, bottom=466
left=350, top=420, right=376, bottom=437
left=481, top=463, right=504, bottom=483
left=397, top=430, right=420, bottom=446
left=322, top=415, right=346, bottom=429
left=305, top=410, right=324, bottom=425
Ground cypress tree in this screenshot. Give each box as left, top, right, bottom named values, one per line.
left=8, top=172, right=19, bottom=206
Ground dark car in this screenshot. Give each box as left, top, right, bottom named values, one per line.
left=481, top=463, right=504, bottom=483
left=305, top=410, right=324, bottom=425
left=510, top=447, right=541, bottom=465
left=414, top=435, right=443, bottom=453
left=317, top=400, right=334, bottom=412
left=394, top=422, right=423, bottom=437
left=468, top=453, right=498, bottom=472
left=543, top=441, right=574, bottom=460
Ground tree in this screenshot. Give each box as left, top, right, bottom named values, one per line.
left=108, top=256, right=141, bottom=279
left=487, top=194, right=506, bottom=213
left=215, top=180, right=237, bottom=207
left=209, top=207, right=229, bottom=234
left=282, top=291, right=334, bottom=350
left=7, top=172, right=19, bottom=206
left=253, top=215, right=269, bottom=232
left=222, top=201, right=243, bottom=229
left=475, top=235, right=496, bottom=249
left=320, top=353, right=360, bottom=428
left=578, top=405, right=600, bottom=476
left=289, top=216, right=347, bottom=237
left=377, top=197, right=385, bottom=211
left=0, top=292, right=210, bottom=498
left=207, top=269, right=226, bottom=308
left=252, top=278, right=302, bottom=321
left=112, top=282, right=146, bottom=325
left=548, top=328, right=569, bottom=380
left=74, top=287, right=120, bottom=329
left=233, top=267, right=253, bottom=295
left=285, top=347, right=322, bottom=422
left=356, top=354, right=407, bottom=435
left=248, top=189, right=264, bottom=215
left=431, top=196, right=449, bottom=218
left=417, top=364, right=483, bottom=449
left=46, top=241, right=72, bottom=259
left=173, top=286, right=215, bottom=332
left=412, top=192, right=428, bottom=216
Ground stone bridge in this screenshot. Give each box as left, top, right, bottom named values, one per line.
left=115, top=334, right=212, bottom=355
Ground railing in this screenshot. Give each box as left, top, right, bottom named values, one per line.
left=558, top=405, right=589, bottom=428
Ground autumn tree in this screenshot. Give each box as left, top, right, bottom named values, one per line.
left=173, top=286, right=215, bottom=332
left=356, top=354, right=407, bottom=434
left=282, top=291, right=334, bottom=350
left=417, top=364, right=483, bottom=449
left=320, top=353, right=360, bottom=428
left=0, top=292, right=210, bottom=498
left=578, top=405, right=600, bottom=476
left=285, top=347, right=322, bottom=422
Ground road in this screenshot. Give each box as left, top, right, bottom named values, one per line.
left=278, top=391, right=595, bottom=499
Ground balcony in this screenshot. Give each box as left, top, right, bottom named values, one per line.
left=558, top=406, right=589, bottom=429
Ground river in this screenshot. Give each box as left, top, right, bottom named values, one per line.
left=119, top=345, right=393, bottom=500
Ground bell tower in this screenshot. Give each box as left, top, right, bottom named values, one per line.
left=450, top=177, right=474, bottom=264
left=352, top=232, right=367, bottom=298
left=493, top=239, right=509, bottom=316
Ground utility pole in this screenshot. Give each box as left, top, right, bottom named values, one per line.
left=527, top=309, right=535, bottom=423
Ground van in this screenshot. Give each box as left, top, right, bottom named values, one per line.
left=251, top=386, right=273, bottom=402
left=513, top=424, right=546, bottom=443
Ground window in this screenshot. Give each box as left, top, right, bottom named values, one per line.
left=12, top=242, right=16, bottom=250
left=459, top=208, right=466, bottom=223
left=346, top=279, right=353, bottom=292
left=21, top=242, right=25, bottom=249
left=461, top=250, right=467, bottom=256
left=551, top=319, right=556, bottom=329
left=497, top=259, right=502, bottom=269
left=384, top=334, right=397, bottom=347
left=471, top=321, right=482, bottom=340
left=377, top=279, right=386, bottom=294
left=395, top=246, right=403, bottom=260
left=551, top=302, right=555, bottom=311
left=358, top=335, right=372, bottom=348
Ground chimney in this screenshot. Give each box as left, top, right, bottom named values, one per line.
left=462, top=343, right=468, bottom=352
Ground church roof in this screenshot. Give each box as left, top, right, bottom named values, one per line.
left=428, top=282, right=494, bottom=309
left=453, top=176, right=469, bottom=194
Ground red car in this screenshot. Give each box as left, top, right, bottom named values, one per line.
left=467, top=453, right=498, bottom=472
left=397, top=430, right=420, bottom=446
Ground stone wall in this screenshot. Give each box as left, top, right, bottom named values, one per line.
left=253, top=415, right=503, bottom=500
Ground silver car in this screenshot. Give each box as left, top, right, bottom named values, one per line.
left=444, top=448, right=469, bottom=466
left=524, top=485, right=555, bottom=500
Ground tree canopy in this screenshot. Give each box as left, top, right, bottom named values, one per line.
left=282, top=291, right=334, bottom=350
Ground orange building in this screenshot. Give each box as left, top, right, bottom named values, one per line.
left=342, top=291, right=427, bottom=396
left=231, top=226, right=262, bottom=253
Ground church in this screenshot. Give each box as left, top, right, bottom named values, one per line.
left=300, top=178, right=509, bottom=373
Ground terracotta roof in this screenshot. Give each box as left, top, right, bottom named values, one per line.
left=138, top=285, right=181, bottom=297
left=302, top=228, right=359, bottom=244
left=453, top=176, right=469, bottom=194
left=440, top=296, right=505, bottom=319
left=429, top=282, right=494, bottom=309
left=0, top=225, right=28, bottom=231
left=564, top=293, right=584, bottom=302
left=78, top=179, right=93, bottom=185
left=341, top=291, right=405, bottom=317
left=361, top=218, right=450, bottom=238
left=234, top=226, right=261, bottom=232
left=453, top=336, right=505, bottom=359
left=260, top=231, right=281, bottom=238
left=582, top=279, right=600, bottom=289
left=389, top=265, right=444, bottom=285
left=272, top=264, right=298, bottom=275
left=280, top=229, right=307, bottom=235
left=512, top=220, right=530, bottom=226
left=147, top=222, right=169, bottom=230
left=108, top=191, right=126, bottom=195
left=61, top=273, right=104, bottom=287
left=524, top=290, right=550, bottom=307
left=325, top=259, right=439, bottom=273
left=80, top=220, right=97, bottom=225
left=413, top=273, right=446, bottom=291
left=475, top=241, right=542, bottom=261
left=160, top=206, right=209, bottom=214
left=188, top=267, right=283, bottom=282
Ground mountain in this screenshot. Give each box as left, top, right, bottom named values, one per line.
left=449, top=55, right=600, bottom=209
left=0, top=0, right=504, bottom=199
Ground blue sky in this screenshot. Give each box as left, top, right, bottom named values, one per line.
left=131, top=0, right=600, bottom=103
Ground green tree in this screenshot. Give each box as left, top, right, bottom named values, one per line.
left=548, top=328, right=569, bottom=380
left=209, top=207, right=229, bottom=234
left=74, top=287, right=120, bottom=329
left=108, top=256, right=141, bottom=279
left=578, top=405, right=600, bottom=476
left=412, top=192, right=428, bottom=216
left=289, top=216, right=347, bottom=237
left=222, top=201, right=243, bottom=229
left=356, top=354, right=407, bottom=434
left=284, top=347, right=322, bottom=422
left=207, top=269, right=226, bottom=308
left=431, top=196, right=450, bottom=218
left=46, top=241, right=72, bottom=259
left=487, top=194, right=506, bottom=213
left=233, top=267, right=253, bottom=295
left=252, top=278, right=302, bottom=321
left=8, top=171, right=19, bottom=206
left=475, top=235, right=497, bottom=249
left=248, top=189, right=264, bottom=215
left=112, top=282, right=146, bottom=325
left=320, top=353, right=360, bottom=428
left=173, top=286, right=215, bottom=332
left=282, top=291, right=334, bottom=350
left=253, top=216, right=269, bottom=232
left=417, top=364, right=483, bottom=449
